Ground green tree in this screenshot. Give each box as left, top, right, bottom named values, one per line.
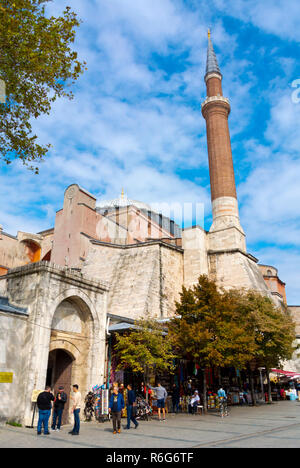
left=171, top=276, right=298, bottom=408
left=0, top=0, right=86, bottom=171
left=169, top=276, right=258, bottom=412
left=114, top=316, right=175, bottom=400
left=243, top=291, right=297, bottom=403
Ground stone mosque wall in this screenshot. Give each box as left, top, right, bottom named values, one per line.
left=82, top=241, right=183, bottom=320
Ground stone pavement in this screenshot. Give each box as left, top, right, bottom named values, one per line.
left=0, top=401, right=299, bottom=448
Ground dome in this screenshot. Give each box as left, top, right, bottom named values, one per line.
left=96, top=191, right=152, bottom=212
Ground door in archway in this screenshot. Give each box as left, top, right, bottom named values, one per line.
left=47, top=349, right=73, bottom=426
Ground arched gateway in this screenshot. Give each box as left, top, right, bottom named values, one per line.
left=47, top=349, right=74, bottom=425
left=0, top=262, right=109, bottom=427
left=46, top=296, right=96, bottom=424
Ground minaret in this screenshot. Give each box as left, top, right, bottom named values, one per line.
left=202, top=30, right=246, bottom=252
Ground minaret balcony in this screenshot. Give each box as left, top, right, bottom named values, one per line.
left=201, top=95, right=231, bottom=117
left=201, top=95, right=230, bottom=109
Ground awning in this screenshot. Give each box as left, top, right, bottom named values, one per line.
left=108, top=322, right=137, bottom=333
left=0, top=296, right=28, bottom=316
left=271, top=369, right=300, bottom=377
left=108, top=321, right=167, bottom=335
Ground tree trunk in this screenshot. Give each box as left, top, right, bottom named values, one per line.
left=218, top=368, right=222, bottom=387
left=266, top=366, right=272, bottom=403
left=203, top=369, right=207, bottom=413
left=250, top=371, right=256, bottom=406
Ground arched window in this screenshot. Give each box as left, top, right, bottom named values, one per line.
left=21, top=240, right=41, bottom=263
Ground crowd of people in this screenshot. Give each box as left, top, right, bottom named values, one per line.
left=34, top=377, right=300, bottom=436
left=36, top=384, right=81, bottom=436
left=108, top=382, right=140, bottom=434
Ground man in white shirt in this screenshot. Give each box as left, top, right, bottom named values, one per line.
left=189, top=390, right=200, bottom=414
left=69, top=384, right=81, bottom=435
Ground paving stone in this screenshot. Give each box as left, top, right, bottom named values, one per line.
left=0, top=401, right=299, bottom=448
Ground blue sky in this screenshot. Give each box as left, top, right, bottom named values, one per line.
left=1, top=0, right=300, bottom=303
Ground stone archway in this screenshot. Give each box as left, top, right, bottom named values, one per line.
left=15, top=263, right=108, bottom=428
left=48, top=295, right=96, bottom=422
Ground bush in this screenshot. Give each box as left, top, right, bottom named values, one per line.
left=6, top=420, right=22, bottom=428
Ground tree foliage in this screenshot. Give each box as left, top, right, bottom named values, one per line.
left=242, top=291, right=296, bottom=369
left=114, top=316, right=175, bottom=382
left=170, top=275, right=297, bottom=407
left=170, top=275, right=297, bottom=371
left=0, top=0, right=86, bottom=171
left=169, top=275, right=258, bottom=370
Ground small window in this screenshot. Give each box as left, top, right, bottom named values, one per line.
left=170, top=220, right=175, bottom=236
left=159, top=213, right=163, bottom=229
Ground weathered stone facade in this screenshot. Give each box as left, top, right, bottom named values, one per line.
left=0, top=263, right=108, bottom=425
left=182, top=226, right=209, bottom=288
left=82, top=240, right=183, bottom=319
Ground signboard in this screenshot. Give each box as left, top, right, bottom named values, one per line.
left=31, top=389, right=43, bottom=403
left=0, top=372, right=13, bottom=383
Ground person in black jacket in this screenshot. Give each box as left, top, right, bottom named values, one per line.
left=36, top=386, right=55, bottom=435
left=51, top=386, right=68, bottom=431
left=171, top=383, right=180, bottom=414
left=126, top=384, right=139, bottom=430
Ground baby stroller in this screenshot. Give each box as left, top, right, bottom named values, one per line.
left=135, top=394, right=152, bottom=421
left=84, top=392, right=96, bottom=421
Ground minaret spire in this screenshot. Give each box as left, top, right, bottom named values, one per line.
left=201, top=31, right=246, bottom=252
left=205, top=30, right=222, bottom=81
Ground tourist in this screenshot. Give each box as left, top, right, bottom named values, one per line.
left=148, top=382, right=168, bottom=421
left=51, top=385, right=67, bottom=431
left=36, top=386, right=55, bottom=435
left=147, top=386, right=153, bottom=403
left=280, top=388, right=286, bottom=400
left=140, top=381, right=146, bottom=398
left=189, top=390, right=200, bottom=414
left=108, top=381, right=118, bottom=397
left=69, top=384, right=81, bottom=436
left=243, top=390, right=250, bottom=405
left=171, top=383, right=180, bottom=414
left=126, top=384, right=139, bottom=430
left=187, top=379, right=193, bottom=396
left=296, top=380, right=300, bottom=400
left=239, top=390, right=247, bottom=405
left=109, top=386, right=125, bottom=434
left=217, top=386, right=227, bottom=398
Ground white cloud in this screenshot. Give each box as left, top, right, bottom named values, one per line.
left=212, top=0, right=300, bottom=42
left=239, top=80, right=300, bottom=250
left=265, top=92, right=300, bottom=153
